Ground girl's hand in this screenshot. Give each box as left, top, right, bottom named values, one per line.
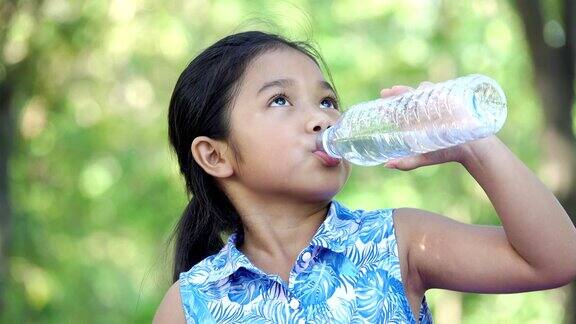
left=379, top=83, right=474, bottom=171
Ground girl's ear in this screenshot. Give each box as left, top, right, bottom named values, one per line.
left=190, top=136, right=234, bottom=178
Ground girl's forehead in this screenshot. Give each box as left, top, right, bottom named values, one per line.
left=244, top=48, right=324, bottom=85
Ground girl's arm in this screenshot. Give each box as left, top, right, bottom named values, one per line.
left=380, top=86, right=576, bottom=293
left=390, top=135, right=576, bottom=293
left=461, top=135, right=576, bottom=278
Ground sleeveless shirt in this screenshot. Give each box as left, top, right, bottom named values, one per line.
left=179, top=200, right=434, bottom=323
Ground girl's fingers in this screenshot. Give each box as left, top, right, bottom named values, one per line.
left=417, top=81, right=435, bottom=90
left=381, top=82, right=435, bottom=99
left=385, top=156, right=415, bottom=170
left=380, top=87, right=390, bottom=97
left=385, top=154, right=428, bottom=171
left=380, top=85, right=414, bottom=98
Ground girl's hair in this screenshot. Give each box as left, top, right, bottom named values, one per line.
left=167, top=30, right=337, bottom=282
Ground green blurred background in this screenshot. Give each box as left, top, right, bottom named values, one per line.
left=1, top=0, right=576, bottom=323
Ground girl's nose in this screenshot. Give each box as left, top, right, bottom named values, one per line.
left=305, top=99, right=339, bottom=133
left=307, top=115, right=333, bottom=133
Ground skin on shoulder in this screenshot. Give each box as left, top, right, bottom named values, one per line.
left=393, top=208, right=427, bottom=322
left=153, top=281, right=185, bottom=324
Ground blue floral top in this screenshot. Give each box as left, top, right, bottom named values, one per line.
left=179, top=200, right=433, bottom=323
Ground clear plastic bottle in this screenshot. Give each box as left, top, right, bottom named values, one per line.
left=316, top=74, right=507, bottom=166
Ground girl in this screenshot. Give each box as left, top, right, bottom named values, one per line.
left=153, top=31, right=576, bottom=323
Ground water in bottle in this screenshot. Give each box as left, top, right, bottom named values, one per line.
left=315, top=74, right=507, bottom=166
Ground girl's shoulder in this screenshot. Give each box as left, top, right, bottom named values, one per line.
left=153, top=281, right=186, bottom=324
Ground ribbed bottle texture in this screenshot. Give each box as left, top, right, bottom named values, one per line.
left=317, top=74, right=507, bottom=166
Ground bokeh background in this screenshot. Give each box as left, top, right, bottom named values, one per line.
left=1, top=0, right=576, bottom=323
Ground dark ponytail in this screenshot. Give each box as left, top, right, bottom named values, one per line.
left=167, top=30, right=337, bottom=282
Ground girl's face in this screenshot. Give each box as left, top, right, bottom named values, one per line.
left=225, top=47, right=351, bottom=202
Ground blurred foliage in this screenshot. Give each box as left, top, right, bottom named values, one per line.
left=1, top=0, right=571, bottom=323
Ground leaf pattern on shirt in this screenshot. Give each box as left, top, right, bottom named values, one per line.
left=356, top=268, right=390, bottom=323
left=228, top=268, right=271, bottom=305
left=178, top=200, right=434, bottom=324
left=293, top=256, right=340, bottom=305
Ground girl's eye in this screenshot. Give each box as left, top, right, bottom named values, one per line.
left=269, top=93, right=339, bottom=110
left=321, top=97, right=339, bottom=110
left=270, top=94, right=291, bottom=107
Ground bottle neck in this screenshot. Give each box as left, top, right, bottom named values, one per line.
left=316, top=127, right=340, bottom=158
left=315, top=129, right=326, bottom=152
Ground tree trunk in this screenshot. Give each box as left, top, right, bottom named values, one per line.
left=0, top=74, right=14, bottom=314
left=513, top=1, right=576, bottom=323
left=0, top=0, right=18, bottom=314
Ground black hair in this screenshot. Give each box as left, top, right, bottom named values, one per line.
left=167, top=30, right=337, bottom=282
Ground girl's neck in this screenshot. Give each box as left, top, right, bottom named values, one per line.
left=234, top=199, right=330, bottom=274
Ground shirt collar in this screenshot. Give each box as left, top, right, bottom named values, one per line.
left=310, top=199, right=362, bottom=252
left=205, top=199, right=361, bottom=283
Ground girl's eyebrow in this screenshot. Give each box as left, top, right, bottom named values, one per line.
left=257, top=78, right=295, bottom=95
left=257, top=78, right=335, bottom=95
left=319, top=81, right=336, bottom=93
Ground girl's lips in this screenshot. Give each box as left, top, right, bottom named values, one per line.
left=313, top=151, right=341, bottom=167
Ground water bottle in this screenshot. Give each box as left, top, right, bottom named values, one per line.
left=315, top=74, right=507, bottom=166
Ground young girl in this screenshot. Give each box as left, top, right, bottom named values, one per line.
left=153, top=31, right=576, bottom=324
